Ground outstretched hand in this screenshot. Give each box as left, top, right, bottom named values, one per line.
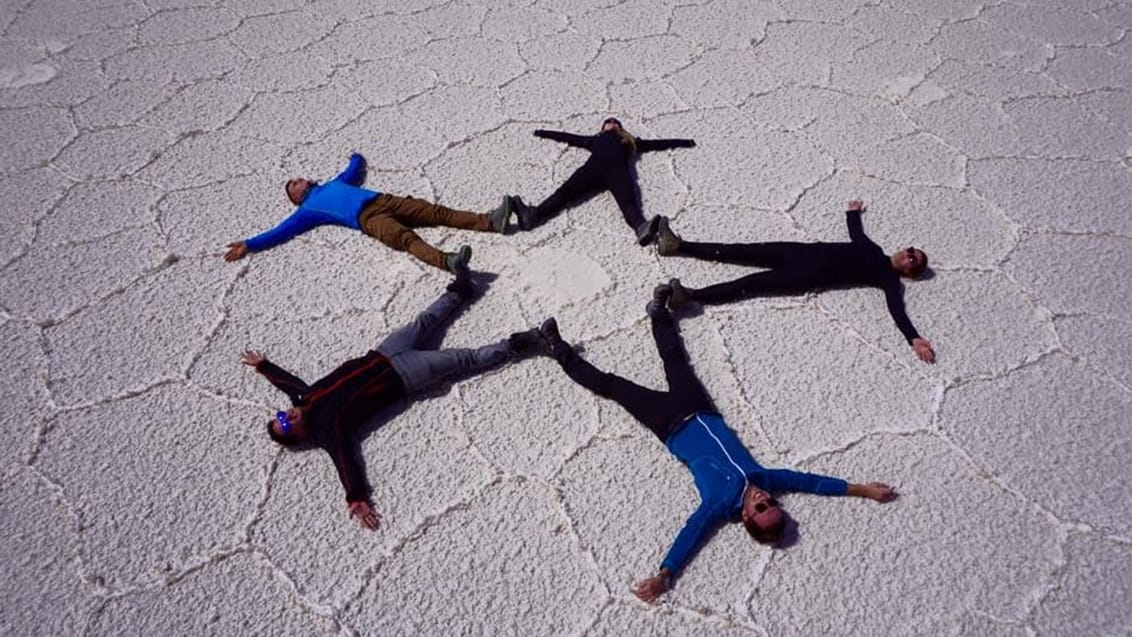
left=349, top=500, right=381, bottom=530
left=860, top=482, right=898, bottom=502
left=847, top=200, right=865, bottom=212
left=632, top=574, right=668, bottom=604
left=912, top=338, right=936, bottom=364
left=224, top=241, right=248, bottom=262
left=240, top=350, right=265, bottom=367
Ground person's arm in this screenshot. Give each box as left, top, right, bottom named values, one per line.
left=845, top=200, right=867, bottom=243
left=635, top=138, right=696, bottom=153
left=241, top=208, right=321, bottom=253
left=881, top=276, right=935, bottom=363
left=337, top=153, right=366, bottom=186
left=634, top=502, right=717, bottom=603
left=326, top=414, right=377, bottom=528
left=761, top=468, right=849, bottom=496
left=533, top=129, right=593, bottom=149
left=243, top=351, right=309, bottom=404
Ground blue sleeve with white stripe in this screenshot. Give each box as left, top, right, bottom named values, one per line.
left=761, top=468, right=848, bottom=496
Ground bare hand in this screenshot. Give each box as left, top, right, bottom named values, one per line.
left=847, top=200, right=865, bottom=212
left=240, top=350, right=265, bottom=367
left=349, top=500, right=381, bottom=530
left=912, top=338, right=936, bottom=363
left=632, top=574, right=668, bottom=604
left=862, top=482, right=897, bottom=502
left=224, top=241, right=248, bottom=262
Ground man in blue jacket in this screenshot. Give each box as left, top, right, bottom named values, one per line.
left=538, top=286, right=897, bottom=602
left=224, top=153, right=512, bottom=272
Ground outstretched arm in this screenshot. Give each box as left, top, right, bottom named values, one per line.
left=635, top=138, right=696, bottom=153
left=244, top=351, right=309, bottom=404
left=337, top=152, right=367, bottom=186
left=881, top=278, right=934, bottom=363
left=845, top=200, right=867, bottom=243
left=241, top=209, right=320, bottom=253
left=635, top=502, right=717, bottom=603
left=533, top=129, right=594, bottom=149
left=327, top=414, right=376, bottom=526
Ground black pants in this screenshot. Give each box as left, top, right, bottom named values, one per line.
left=552, top=312, right=713, bottom=441
left=679, top=240, right=824, bottom=305
left=534, top=158, right=643, bottom=229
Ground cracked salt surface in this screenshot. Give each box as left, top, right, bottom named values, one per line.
left=1, top=0, right=1130, bottom=635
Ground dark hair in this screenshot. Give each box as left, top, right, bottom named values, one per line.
left=266, top=419, right=302, bottom=447
left=744, top=515, right=784, bottom=545
left=909, top=251, right=928, bottom=278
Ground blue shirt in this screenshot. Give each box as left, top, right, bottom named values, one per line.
left=660, top=411, right=848, bottom=575
left=245, top=154, right=379, bottom=252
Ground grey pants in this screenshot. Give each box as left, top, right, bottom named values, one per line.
left=376, top=289, right=513, bottom=394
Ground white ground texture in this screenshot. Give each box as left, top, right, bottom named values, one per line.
left=1, top=0, right=1130, bottom=635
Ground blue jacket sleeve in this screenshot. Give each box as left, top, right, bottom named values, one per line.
left=244, top=208, right=320, bottom=252
left=761, top=468, right=848, bottom=496
left=659, top=501, right=721, bottom=576
left=337, top=153, right=366, bottom=186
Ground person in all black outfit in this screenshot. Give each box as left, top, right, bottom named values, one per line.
left=240, top=270, right=543, bottom=529
left=658, top=200, right=936, bottom=363
left=505, top=117, right=696, bottom=244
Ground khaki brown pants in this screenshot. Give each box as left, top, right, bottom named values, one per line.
left=358, top=193, right=493, bottom=270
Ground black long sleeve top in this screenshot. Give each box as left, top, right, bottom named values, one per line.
left=533, top=128, right=696, bottom=161
left=256, top=351, right=406, bottom=502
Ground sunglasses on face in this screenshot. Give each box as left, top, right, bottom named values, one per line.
left=753, top=497, right=780, bottom=513
left=603, top=118, right=622, bottom=126
left=275, top=410, right=293, bottom=434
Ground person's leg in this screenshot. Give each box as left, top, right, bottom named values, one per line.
left=533, top=162, right=605, bottom=222
left=383, top=193, right=494, bottom=233
left=359, top=196, right=449, bottom=270
left=376, top=288, right=465, bottom=356
left=388, top=340, right=514, bottom=394
left=604, top=167, right=646, bottom=230
left=677, top=241, right=801, bottom=268
left=686, top=267, right=818, bottom=305
left=649, top=309, right=714, bottom=413
left=549, top=332, right=678, bottom=442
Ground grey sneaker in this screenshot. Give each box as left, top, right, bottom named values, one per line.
left=444, top=245, right=472, bottom=273
left=655, top=216, right=681, bottom=256
left=668, top=278, right=693, bottom=309
left=489, top=195, right=513, bottom=233
left=646, top=283, right=672, bottom=317
left=513, top=195, right=539, bottom=231
left=635, top=216, right=661, bottom=246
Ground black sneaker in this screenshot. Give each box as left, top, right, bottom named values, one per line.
left=635, top=216, right=660, bottom=246
left=513, top=195, right=539, bottom=231
left=668, top=278, right=693, bottom=309
left=646, top=283, right=672, bottom=317
left=444, top=245, right=472, bottom=273
left=655, top=216, right=681, bottom=256
left=539, top=317, right=562, bottom=345
left=508, top=327, right=544, bottom=356
left=446, top=266, right=475, bottom=299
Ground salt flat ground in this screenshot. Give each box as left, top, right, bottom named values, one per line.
left=2, top=0, right=1131, bottom=635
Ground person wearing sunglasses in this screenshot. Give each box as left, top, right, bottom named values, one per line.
left=239, top=268, right=543, bottom=530
left=223, top=152, right=513, bottom=273
left=502, top=117, right=696, bottom=245
left=535, top=286, right=897, bottom=603
left=657, top=200, right=936, bottom=363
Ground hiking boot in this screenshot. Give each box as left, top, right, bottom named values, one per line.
left=489, top=195, right=513, bottom=233
left=508, top=327, right=545, bottom=357
left=635, top=216, right=661, bottom=246
left=513, top=195, right=539, bottom=231
left=446, top=265, right=475, bottom=299
left=646, top=283, right=672, bottom=317
left=655, top=216, right=682, bottom=256
left=668, top=278, right=693, bottom=309
left=443, top=245, right=472, bottom=273
left=539, top=317, right=571, bottom=358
